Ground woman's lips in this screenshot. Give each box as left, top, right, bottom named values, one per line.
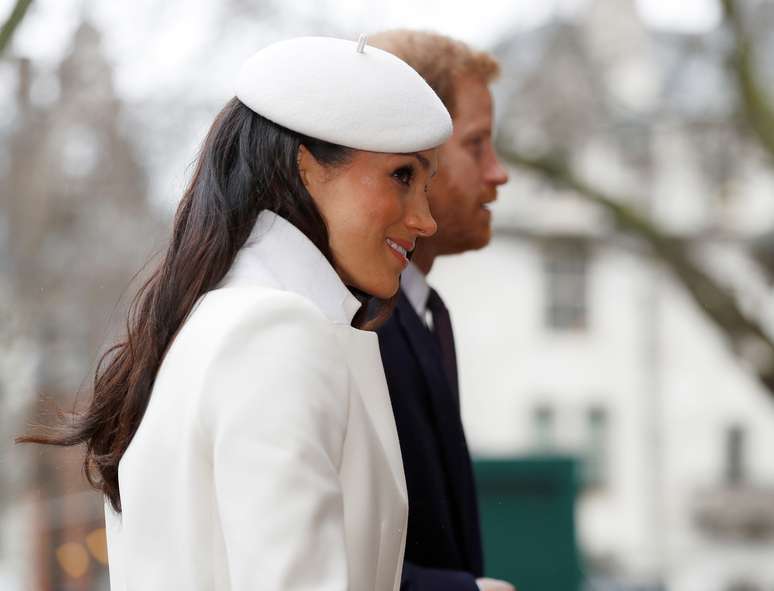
left=385, top=238, right=410, bottom=266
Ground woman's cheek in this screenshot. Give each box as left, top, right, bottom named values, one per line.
left=359, top=174, right=376, bottom=188
left=379, top=186, right=407, bottom=226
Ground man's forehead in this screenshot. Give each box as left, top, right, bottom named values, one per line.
left=451, top=78, right=493, bottom=130
left=453, top=110, right=493, bottom=139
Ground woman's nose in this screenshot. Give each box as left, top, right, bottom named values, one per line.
left=406, top=191, right=438, bottom=238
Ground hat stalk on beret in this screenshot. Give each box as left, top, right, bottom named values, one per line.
left=356, top=33, right=368, bottom=54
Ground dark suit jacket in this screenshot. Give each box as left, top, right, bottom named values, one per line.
left=377, top=290, right=483, bottom=591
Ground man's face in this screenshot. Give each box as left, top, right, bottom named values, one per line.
left=425, top=76, right=508, bottom=255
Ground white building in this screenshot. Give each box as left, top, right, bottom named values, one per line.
left=430, top=2, right=774, bottom=590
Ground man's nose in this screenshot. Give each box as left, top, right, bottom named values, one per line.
left=485, top=145, right=509, bottom=186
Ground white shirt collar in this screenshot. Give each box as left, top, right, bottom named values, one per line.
left=221, top=210, right=363, bottom=325
left=401, top=261, right=431, bottom=319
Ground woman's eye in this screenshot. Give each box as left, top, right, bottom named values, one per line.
left=392, top=165, right=414, bottom=186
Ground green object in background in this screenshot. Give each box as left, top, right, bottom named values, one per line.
left=474, top=456, right=582, bottom=591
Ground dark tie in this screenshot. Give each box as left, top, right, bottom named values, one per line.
left=426, top=288, right=459, bottom=406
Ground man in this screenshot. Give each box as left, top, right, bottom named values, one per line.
left=370, top=31, right=513, bottom=591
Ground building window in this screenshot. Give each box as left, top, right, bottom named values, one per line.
left=583, top=406, right=609, bottom=488
left=725, top=424, right=746, bottom=486
left=532, top=404, right=555, bottom=452
left=543, top=240, right=589, bottom=331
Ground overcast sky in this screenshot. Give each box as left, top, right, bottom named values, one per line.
left=2, top=0, right=722, bottom=74
left=0, top=0, right=724, bottom=208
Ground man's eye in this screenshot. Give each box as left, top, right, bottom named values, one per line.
left=392, top=165, right=415, bottom=186
left=468, top=138, right=484, bottom=158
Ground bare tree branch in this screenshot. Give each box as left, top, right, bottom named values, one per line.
left=722, top=0, right=774, bottom=160
left=499, top=146, right=774, bottom=396
left=0, top=0, right=33, bottom=55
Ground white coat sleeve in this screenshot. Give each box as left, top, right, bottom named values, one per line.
left=202, top=293, right=351, bottom=590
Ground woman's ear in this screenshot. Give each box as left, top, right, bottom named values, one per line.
left=297, top=145, right=322, bottom=194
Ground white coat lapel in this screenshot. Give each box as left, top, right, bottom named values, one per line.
left=334, top=326, right=407, bottom=501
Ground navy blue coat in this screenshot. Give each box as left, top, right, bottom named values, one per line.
left=377, top=290, right=483, bottom=591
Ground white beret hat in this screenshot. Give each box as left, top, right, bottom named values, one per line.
left=235, top=35, right=452, bottom=153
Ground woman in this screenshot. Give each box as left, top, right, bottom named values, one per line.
left=20, top=36, right=452, bottom=590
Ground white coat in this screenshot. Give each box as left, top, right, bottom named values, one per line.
left=104, top=210, right=408, bottom=590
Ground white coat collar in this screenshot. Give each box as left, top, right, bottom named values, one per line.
left=221, top=210, right=363, bottom=325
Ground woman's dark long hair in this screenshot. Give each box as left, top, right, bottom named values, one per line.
left=18, top=97, right=395, bottom=512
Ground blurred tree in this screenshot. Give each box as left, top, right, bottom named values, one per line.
left=723, top=0, right=774, bottom=161
left=1, top=19, right=165, bottom=589
left=497, top=0, right=774, bottom=398
left=0, top=0, right=33, bottom=54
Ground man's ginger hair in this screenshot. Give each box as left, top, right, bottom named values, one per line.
left=369, top=30, right=500, bottom=117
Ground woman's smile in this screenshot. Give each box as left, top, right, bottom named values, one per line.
left=386, top=237, right=412, bottom=267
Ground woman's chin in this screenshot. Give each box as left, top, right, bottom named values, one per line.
left=362, top=276, right=400, bottom=300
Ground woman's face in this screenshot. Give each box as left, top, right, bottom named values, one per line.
left=299, top=146, right=438, bottom=299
